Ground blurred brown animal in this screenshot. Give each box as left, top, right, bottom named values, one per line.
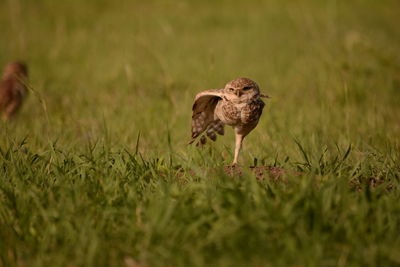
left=0, top=62, right=28, bottom=120
left=190, top=78, right=270, bottom=165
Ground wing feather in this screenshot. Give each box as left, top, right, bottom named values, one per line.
left=189, top=89, right=224, bottom=144
left=0, top=79, right=14, bottom=111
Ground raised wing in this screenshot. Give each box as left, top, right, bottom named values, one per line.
left=189, top=89, right=224, bottom=144
left=0, top=79, right=14, bottom=111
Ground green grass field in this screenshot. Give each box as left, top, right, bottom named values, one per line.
left=1, top=0, right=400, bottom=266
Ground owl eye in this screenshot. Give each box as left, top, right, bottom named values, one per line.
left=243, top=86, right=252, bottom=91
left=228, top=88, right=235, bottom=92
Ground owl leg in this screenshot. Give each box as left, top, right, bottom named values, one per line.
left=232, top=133, right=244, bottom=165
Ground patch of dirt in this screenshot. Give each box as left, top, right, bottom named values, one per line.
left=176, top=166, right=302, bottom=182
left=223, top=165, right=303, bottom=181
left=175, top=167, right=396, bottom=193
left=175, top=165, right=303, bottom=182
left=349, top=176, right=396, bottom=192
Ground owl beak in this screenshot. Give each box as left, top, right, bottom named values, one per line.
left=260, top=94, right=271, bottom=99
left=236, top=90, right=242, bottom=97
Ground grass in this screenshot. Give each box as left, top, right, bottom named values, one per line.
left=1, top=0, right=400, bottom=266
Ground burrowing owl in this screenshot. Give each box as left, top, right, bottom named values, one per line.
left=0, top=62, right=28, bottom=120
left=190, top=78, right=270, bottom=165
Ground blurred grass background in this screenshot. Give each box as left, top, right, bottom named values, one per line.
left=0, top=0, right=399, bottom=266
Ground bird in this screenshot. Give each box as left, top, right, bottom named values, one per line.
left=189, top=77, right=270, bottom=165
left=0, top=61, right=28, bottom=120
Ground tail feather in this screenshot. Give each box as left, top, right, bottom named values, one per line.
left=189, top=120, right=224, bottom=146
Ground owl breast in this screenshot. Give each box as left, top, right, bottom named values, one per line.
left=218, top=100, right=240, bottom=125
left=216, top=97, right=265, bottom=127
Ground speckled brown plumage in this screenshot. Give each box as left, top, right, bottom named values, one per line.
left=0, top=62, right=28, bottom=120
left=190, top=78, right=270, bottom=164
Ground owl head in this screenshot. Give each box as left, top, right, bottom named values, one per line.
left=223, top=77, right=260, bottom=102
left=3, top=62, right=28, bottom=80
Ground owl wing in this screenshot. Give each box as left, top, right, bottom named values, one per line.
left=189, top=89, right=225, bottom=145
left=242, top=98, right=265, bottom=124
left=0, top=79, right=14, bottom=111
left=237, top=98, right=266, bottom=136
